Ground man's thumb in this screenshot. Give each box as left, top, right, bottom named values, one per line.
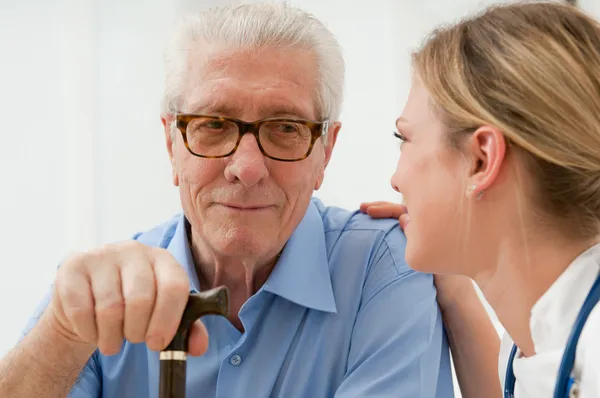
left=187, top=320, right=210, bottom=357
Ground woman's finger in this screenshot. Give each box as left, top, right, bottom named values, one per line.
left=359, top=201, right=394, bottom=213
left=399, top=213, right=410, bottom=229
left=365, top=204, right=408, bottom=219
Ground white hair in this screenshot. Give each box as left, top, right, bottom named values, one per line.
left=161, top=1, right=345, bottom=123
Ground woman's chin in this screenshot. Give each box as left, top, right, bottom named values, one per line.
left=405, top=244, right=438, bottom=274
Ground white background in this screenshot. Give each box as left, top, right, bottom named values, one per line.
left=1, top=0, right=599, bottom=396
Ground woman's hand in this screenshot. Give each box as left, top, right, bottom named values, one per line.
left=359, top=201, right=410, bottom=228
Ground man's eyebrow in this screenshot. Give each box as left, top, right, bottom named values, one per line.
left=265, top=105, right=313, bottom=119
left=187, top=103, right=314, bottom=120
left=188, top=102, right=244, bottom=116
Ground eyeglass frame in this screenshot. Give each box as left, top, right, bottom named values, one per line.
left=175, top=113, right=330, bottom=162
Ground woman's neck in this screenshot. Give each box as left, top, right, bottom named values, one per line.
left=472, top=234, right=594, bottom=357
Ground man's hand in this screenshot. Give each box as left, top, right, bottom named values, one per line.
left=46, top=241, right=208, bottom=357
left=359, top=201, right=409, bottom=229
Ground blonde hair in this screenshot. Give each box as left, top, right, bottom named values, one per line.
left=413, top=1, right=600, bottom=239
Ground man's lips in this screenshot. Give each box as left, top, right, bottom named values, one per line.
left=217, top=203, right=274, bottom=211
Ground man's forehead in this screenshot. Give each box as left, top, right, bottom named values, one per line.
left=180, top=46, right=319, bottom=119
left=186, top=44, right=316, bottom=82
left=186, top=97, right=314, bottom=120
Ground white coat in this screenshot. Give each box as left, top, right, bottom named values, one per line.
left=498, top=243, right=600, bottom=397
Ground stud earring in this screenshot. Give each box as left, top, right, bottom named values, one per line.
left=467, top=184, right=485, bottom=200
left=466, top=184, right=477, bottom=196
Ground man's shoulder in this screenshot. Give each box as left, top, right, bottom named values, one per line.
left=311, top=197, right=409, bottom=274
left=311, top=197, right=405, bottom=242
left=130, top=213, right=182, bottom=248
left=311, top=198, right=434, bottom=322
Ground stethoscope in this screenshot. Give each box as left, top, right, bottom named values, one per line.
left=504, top=272, right=600, bottom=398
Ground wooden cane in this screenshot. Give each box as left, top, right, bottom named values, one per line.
left=158, top=286, right=229, bottom=398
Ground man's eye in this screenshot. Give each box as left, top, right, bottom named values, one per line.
left=205, top=121, right=225, bottom=129
left=276, top=123, right=299, bottom=133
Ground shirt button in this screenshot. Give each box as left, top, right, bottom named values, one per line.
left=230, top=354, right=242, bottom=366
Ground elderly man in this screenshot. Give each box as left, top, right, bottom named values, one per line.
left=0, top=3, right=454, bottom=397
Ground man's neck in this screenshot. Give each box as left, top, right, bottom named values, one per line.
left=187, top=225, right=282, bottom=331
left=472, top=233, right=594, bottom=357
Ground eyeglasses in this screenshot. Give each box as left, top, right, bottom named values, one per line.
left=175, top=114, right=330, bottom=162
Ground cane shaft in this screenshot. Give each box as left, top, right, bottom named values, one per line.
left=158, top=286, right=229, bottom=398
left=159, top=353, right=187, bottom=398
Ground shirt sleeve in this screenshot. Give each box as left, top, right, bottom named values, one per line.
left=19, top=285, right=102, bottom=398
left=333, top=229, right=454, bottom=398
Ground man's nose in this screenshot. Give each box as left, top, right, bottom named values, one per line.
left=224, top=133, right=269, bottom=187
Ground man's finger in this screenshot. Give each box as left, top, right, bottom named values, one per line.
left=145, top=251, right=190, bottom=352
left=187, top=320, right=209, bottom=357
left=91, top=263, right=125, bottom=356
left=56, top=266, right=97, bottom=344
left=121, top=256, right=156, bottom=344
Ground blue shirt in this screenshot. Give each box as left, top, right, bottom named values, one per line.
left=22, top=198, right=453, bottom=397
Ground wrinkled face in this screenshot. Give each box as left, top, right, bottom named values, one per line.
left=163, top=45, right=338, bottom=262
left=390, top=78, right=472, bottom=274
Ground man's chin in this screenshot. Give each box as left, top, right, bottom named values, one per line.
left=206, top=225, right=271, bottom=257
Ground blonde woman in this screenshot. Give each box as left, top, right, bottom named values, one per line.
left=363, top=2, right=600, bottom=397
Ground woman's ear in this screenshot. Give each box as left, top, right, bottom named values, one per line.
left=464, top=125, right=507, bottom=195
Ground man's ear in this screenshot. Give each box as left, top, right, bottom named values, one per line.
left=161, top=114, right=179, bottom=187
left=465, top=125, right=507, bottom=194
left=314, top=121, right=341, bottom=190
left=323, top=121, right=341, bottom=168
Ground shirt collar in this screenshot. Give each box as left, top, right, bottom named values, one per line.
left=166, top=215, right=202, bottom=292
left=529, top=242, right=600, bottom=353
left=165, top=202, right=337, bottom=313
left=262, top=201, right=337, bottom=313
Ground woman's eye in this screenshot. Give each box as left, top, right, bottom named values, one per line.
left=393, top=131, right=407, bottom=142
